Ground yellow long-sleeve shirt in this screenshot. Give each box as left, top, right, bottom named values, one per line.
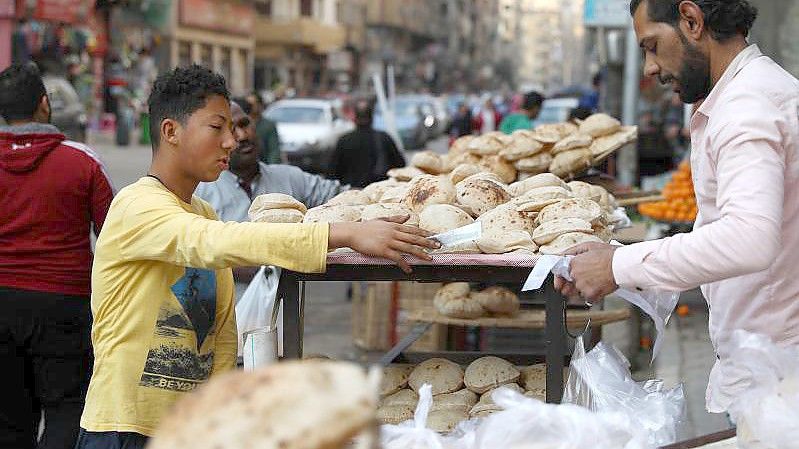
left=80, top=177, right=328, bottom=435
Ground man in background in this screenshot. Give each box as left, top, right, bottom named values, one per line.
left=499, top=91, right=544, bottom=134
left=244, top=92, right=282, bottom=165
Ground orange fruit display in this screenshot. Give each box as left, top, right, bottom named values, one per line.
left=638, top=160, right=697, bottom=222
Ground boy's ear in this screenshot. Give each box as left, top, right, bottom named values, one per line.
left=161, top=118, right=181, bottom=147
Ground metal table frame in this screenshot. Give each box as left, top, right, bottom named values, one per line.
left=276, top=263, right=569, bottom=403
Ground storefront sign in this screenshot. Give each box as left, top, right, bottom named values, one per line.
left=584, top=0, right=630, bottom=28
left=179, top=0, right=255, bottom=37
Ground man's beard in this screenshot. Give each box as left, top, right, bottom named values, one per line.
left=670, top=32, right=712, bottom=104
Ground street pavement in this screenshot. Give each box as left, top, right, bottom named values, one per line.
left=88, top=130, right=729, bottom=441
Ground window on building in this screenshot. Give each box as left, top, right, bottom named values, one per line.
left=300, top=0, right=312, bottom=16
left=200, top=44, right=213, bottom=69
left=219, top=47, right=232, bottom=86
left=178, top=41, right=191, bottom=67
left=255, top=0, right=272, bottom=16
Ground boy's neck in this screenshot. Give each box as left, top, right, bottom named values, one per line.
left=148, top=158, right=197, bottom=204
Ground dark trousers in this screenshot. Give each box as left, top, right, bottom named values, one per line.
left=0, top=287, right=93, bottom=449
left=74, top=430, right=148, bottom=449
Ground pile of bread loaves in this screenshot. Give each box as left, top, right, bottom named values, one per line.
left=378, top=357, right=552, bottom=432
left=248, top=171, right=618, bottom=256
left=433, top=283, right=520, bottom=319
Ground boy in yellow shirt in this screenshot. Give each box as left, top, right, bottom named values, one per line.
left=76, top=65, right=437, bottom=448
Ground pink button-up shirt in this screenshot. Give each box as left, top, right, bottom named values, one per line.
left=612, top=45, right=799, bottom=412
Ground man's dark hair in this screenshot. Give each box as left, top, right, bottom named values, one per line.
left=0, top=64, right=47, bottom=123
left=522, top=91, right=544, bottom=110
left=148, top=64, right=229, bottom=150
left=568, top=106, right=593, bottom=122
left=233, top=96, right=252, bottom=115
left=630, top=0, right=758, bottom=41
left=354, top=100, right=374, bottom=126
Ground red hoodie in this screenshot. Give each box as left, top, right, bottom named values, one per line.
left=0, top=124, right=114, bottom=296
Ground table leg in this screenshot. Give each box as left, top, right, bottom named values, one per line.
left=544, top=276, right=566, bottom=403
left=378, top=322, right=433, bottom=366
left=280, top=272, right=302, bottom=359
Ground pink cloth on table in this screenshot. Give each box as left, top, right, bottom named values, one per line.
left=326, top=251, right=539, bottom=267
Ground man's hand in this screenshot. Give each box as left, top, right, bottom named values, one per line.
left=553, top=242, right=619, bottom=303
left=329, top=215, right=440, bottom=273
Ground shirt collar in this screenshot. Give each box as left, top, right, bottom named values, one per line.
left=696, top=44, right=763, bottom=118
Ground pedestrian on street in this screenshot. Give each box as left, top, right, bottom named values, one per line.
left=195, top=99, right=347, bottom=298
left=474, top=99, right=501, bottom=134
left=498, top=91, right=544, bottom=134
left=244, top=92, right=282, bottom=165
left=0, top=64, right=114, bottom=449
left=76, top=65, right=439, bottom=448
left=555, top=0, right=798, bottom=414
left=330, top=100, right=405, bottom=188
left=448, top=102, right=473, bottom=141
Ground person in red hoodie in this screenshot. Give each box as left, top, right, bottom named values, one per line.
left=0, top=64, right=114, bottom=449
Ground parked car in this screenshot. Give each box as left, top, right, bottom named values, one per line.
left=42, top=75, right=87, bottom=142
left=532, top=97, right=580, bottom=127
left=373, top=98, right=430, bottom=150
left=264, top=98, right=354, bottom=174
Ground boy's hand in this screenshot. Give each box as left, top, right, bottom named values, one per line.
left=329, top=215, right=440, bottom=273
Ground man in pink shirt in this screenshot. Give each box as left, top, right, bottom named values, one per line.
left=556, top=0, right=799, bottom=413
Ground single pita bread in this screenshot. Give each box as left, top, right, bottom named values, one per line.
left=548, top=148, right=593, bottom=179
left=249, top=193, right=307, bottom=215
left=411, top=150, right=445, bottom=175
left=476, top=230, right=538, bottom=254
left=449, top=163, right=485, bottom=185
left=446, top=151, right=483, bottom=172
left=431, top=389, right=479, bottom=412
left=450, top=135, right=476, bottom=157
left=513, top=152, right=553, bottom=174
left=579, top=113, right=622, bottom=138
left=388, top=166, right=426, bottom=182
left=147, top=361, right=376, bottom=449
left=430, top=241, right=481, bottom=255
left=458, top=172, right=505, bottom=186
left=535, top=122, right=578, bottom=139
left=360, top=203, right=418, bottom=226
left=377, top=404, right=415, bottom=425
left=532, top=217, right=593, bottom=245
left=382, top=388, right=419, bottom=407
left=530, top=129, right=562, bottom=145
left=537, top=198, right=604, bottom=224
left=362, top=179, right=402, bottom=202
left=513, top=186, right=574, bottom=212
left=379, top=184, right=410, bottom=204
left=589, top=126, right=637, bottom=157
left=477, top=203, right=536, bottom=234
left=468, top=131, right=511, bottom=156
left=249, top=208, right=305, bottom=224
left=303, top=205, right=362, bottom=223
left=455, top=177, right=511, bottom=217
left=325, top=189, right=372, bottom=206
left=469, top=384, right=524, bottom=416
left=403, top=175, right=457, bottom=213
left=551, top=133, right=593, bottom=155
left=381, top=364, right=415, bottom=397
left=419, top=204, right=474, bottom=234
left=478, top=155, right=517, bottom=184
left=500, top=130, right=545, bottom=161
left=436, top=282, right=471, bottom=299
left=539, top=232, right=603, bottom=255
left=427, top=409, right=468, bottom=433
left=507, top=173, right=569, bottom=197
left=471, top=286, right=520, bottom=316
left=519, top=364, right=546, bottom=391
left=408, top=358, right=464, bottom=395
left=524, top=389, right=546, bottom=402
left=434, top=293, right=485, bottom=319
left=566, top=180, right=601, bottom=202
left=464, top=356, right=521, bottom=394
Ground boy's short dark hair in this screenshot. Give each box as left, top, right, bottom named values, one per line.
left=629, top=0, right=758, bottom=41
left=148, top=65, right=230, bottom=150
left=0, top=64, right=47, bottom=123
left=522, top=91, right=544, bottom=110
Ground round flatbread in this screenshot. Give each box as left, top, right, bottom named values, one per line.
left=566, top=180, right=601, bottom=202
left=325, top=189, right=372, bottom=206
left=455, top=177, right=511, bottom=217
left=408, top=358, right=464, bottom=395
left=249, top=208, right=305, bottom=224
left=403, top=175, right=457, bottom=213
left=362, top=179, right=402, bottom=202
left=548, top=148, right=593, bottom=179
left=477, top=203, right=537, bottom=235
left=532, top=217, right=594, bottom=245
left=464, top=356, right=521, bottom=394
left=539, top=232, right=603, bottom=255
left=579, top=113, right=621, bottom=138
left=418, top=204, right=474, bottom=234
left=519, top=364, right=546, bottom=391
left=377, top=404, right=415, bottom=425
left=146, top=361, right=376, bottom=449
left=382, top=388, right=419, bottom=407
left=427, top=409, right=467, bottom=433
left=589, top=125, right=638, bottom=157
left=303, top=205, right=362, bottom=223
left=379, top=184, right=410, bottom=204
left=431, top=389, right=479, bottom=412
left=478, top=155, right=517, bottom=184
left=475, top=230, right=538, bottom=255
left=449, top=163, right=485, bottom=185
left=381, top=364, right=415, bottom=397
left=507, top=173, right=568, bottom=197
left=469, top=383, right=524, bottom=416
left=434, top=293, right=485, bottom=319
left=388, top=166, right=426, bottom=182
left=467, top=131, right=511, bottom=156
left=471, top=286, right=520, bottom=316
left=249, top=193, right=307, bottom=215
left=360, top=203, right=418, bottom=226
left=551, top=133, right=593, bottom=155
left=512, top=186, right=574, bottom=212
left=535, top=122, right=578, bottom=140
left=513, top=152, right=553, bottom=174
left=411, top=150, right=445, bottom=175
left=537, top=198, right=604, bottom=224
left=499, top=130, right=545, bottom=161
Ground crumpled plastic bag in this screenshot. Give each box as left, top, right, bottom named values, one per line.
left=381, top=384, right=447, bottom=449
left=725, top=331, right=799, bottom=449
left=563, top=336, right=685, bottom=448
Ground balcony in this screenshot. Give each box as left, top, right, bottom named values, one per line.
left=255, top=17, right=346, bottom=54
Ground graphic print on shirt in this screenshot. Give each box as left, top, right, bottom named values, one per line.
left=139, top=268, right=217, bottom=392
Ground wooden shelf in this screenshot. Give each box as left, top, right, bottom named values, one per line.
left=407, top=307, right=630, bottom=329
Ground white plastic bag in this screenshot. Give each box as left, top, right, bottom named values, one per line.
left=523, top=254, right=680, bottom=360
left=381, top=384, right=447, bottom=449
left=234, top=266, right=279, bottom=357
left=563, top=336, right=685, bottom=448
left=725, top=331, right=799, bottom=449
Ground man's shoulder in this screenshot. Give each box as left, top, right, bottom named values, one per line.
left=56, top=140, right=107, bottom=168
left=726, top=57, right=799, bottom=108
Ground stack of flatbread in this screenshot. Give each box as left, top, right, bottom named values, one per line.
left=532, top=197, right=605, bottom=255
left=433, top=284, right=520, bottom=319
left=248, top=193, right=307, bottom=223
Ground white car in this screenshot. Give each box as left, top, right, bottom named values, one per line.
left=264, top=99, right=354, bottom=174
left=532, top=97, right=580, bottom=127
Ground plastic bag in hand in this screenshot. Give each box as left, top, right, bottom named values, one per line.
left=469, top=388, right=651, bottom=449
left=563, top=336, right=685, bottom=448
left=381, top=384, right=447, bottom=449
left=724, top=331, right=799, bottom=449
